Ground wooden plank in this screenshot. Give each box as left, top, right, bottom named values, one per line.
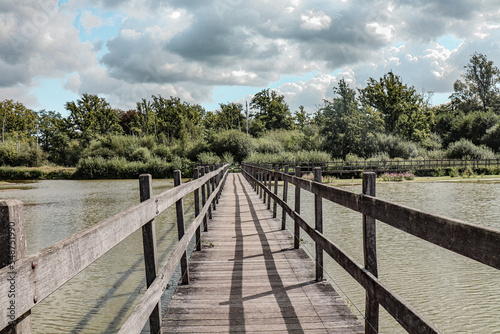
left=162, top=173, right=363, bottom=334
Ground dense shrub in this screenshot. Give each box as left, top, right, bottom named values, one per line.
left=245, top=150, right=331, bottom=164
left=0, top=141, right=48, bottom=167
left=368, top=133, right=421, bottom=159
left=197, top=152, right=221, bottom=165
left=445, top=139, right=496, bottom=160
left=131, top=147, right=151, bottom=162
left=210, top=130, right=253, bottom=162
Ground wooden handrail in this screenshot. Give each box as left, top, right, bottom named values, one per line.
left=118, top=166, right=230, bottom=333
left=242, top=163, right=500, bottom=334
left=0, top=164, right=229, bottom=332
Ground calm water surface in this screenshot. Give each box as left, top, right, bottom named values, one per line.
left=1, top=178, right=499, bottom=333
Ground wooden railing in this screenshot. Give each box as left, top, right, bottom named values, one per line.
left=242, top=163, right=500, bottom=334
left=249, top=158, right=500, bottom=174
left=0, top=164, right=229, bottom=334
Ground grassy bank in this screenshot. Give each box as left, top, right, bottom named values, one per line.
left=0, top=166, right=76, bottom=180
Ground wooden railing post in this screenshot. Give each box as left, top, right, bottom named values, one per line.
left=174, top=170, right=189, bottom=285
left=193, top=168, right=201, bottom=251
left=267, top=164, right=272, bottom=210
left=262, top=166, right=266, bottom=202
left=294, top=166, right=301, bottom=249
left=205, top=166, right=212, bottom=220
left=259, top=170, right=263, bottom=199
left=363, top=172, right=379, bottom=334
left=210, top=166, right=216, bottom=210
left=273, top=164, right=279, bottom=218
left=0, top=200, right=32, bottom=334
left=313, top=167, right=323, bottom=281
left=139, top=174, right=162, bottom=334
left=200, top=167, right=208, bottom=232
left=281, top=165, right=289, bottom=230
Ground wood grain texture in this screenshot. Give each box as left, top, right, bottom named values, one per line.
left=162, top=173, right=364, bottom=334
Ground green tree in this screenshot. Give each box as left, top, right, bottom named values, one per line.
left=65, top=94, right=122, bottom=143
left=118, top=110, right=143, bottom=137
left=0, top=99, right=38, bottom=143
left=250, top=89, right=294, bottom=131
left=360, top=71, right=433, bottom=143
left=294, top=105, right=309, bottom=130
left=461, top=53, right=500, bottom=112
left=321, top=79, right=383, bottom=158
left=205, top=103, right=245, bottom=131
left=151, top=95, right=205, bottom=149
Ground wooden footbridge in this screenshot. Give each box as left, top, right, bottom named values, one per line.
left=1, top=164, right=500, bottom=333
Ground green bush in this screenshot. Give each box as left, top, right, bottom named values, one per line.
left=445, top=139, right=496, bottom=160
left=131, top=147, right=152, bottom=162
left=221, top=152, right=234, bottom=165
left=0, top=142, right=18, bottom=165
left=210, top=130, right=253, bottom=162
left=368, top=133, right=420, bottom=159
left=197, top=152, right=221, bottom=165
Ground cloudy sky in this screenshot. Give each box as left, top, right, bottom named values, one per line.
left=2, top=0, right=500, bottom=116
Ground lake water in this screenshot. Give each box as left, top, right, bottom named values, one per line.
left=1, top=178, right=499, bottom=333
left=283, top=179, right=500, bottom=334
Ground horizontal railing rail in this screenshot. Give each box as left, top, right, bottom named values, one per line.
left=242, top=163, right=500, bottom=334
left=0, top=164, right=229, bottom=333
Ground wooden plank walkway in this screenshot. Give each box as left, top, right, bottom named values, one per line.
left=162, top=173, right=364, bottom=333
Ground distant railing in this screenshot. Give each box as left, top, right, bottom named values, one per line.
left=248, top=158, right=500, bottom=174
left=242, top=163, right=500, bottom=334
left=0, top=164, right=229, bottom=334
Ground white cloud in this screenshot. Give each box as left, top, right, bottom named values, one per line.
left=79, top=10, right=113, bottom=33
left=2, top=0, right=500, bottom=115
left=300, top=10, right=332, bottom=31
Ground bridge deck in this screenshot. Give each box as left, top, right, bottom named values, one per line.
left=162, top=173, right=364, bottom=333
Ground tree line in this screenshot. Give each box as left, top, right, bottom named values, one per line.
left=1, top=52, right=500, bottom=177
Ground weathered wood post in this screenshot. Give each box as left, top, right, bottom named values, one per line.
left=210, top=166, right=216, bottom=210
left=0, top=199, right=32, bottom=334
left=138, top=174, right=162, bottom=334
left=174, top=170, right=189, bottom=285
left=363, top=172, right=379, bottom=334
left=313, top=167, right=323, bottom=282
left=267, top=164, right=272, bottom=210
left=259, top=169, right=263, bottom=199
left=294, top=166, right=301, bottom=249
left=262, top=165, right=268, bottom=203
left=281, top=165, right=289, bottom=230
left=200, top=167, right=208, bottom=232
left=193, top=168, right=201, bottom=251
left=205, top=166, right=212, bottom=220
left=273, top=164, right=279, bottom=218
